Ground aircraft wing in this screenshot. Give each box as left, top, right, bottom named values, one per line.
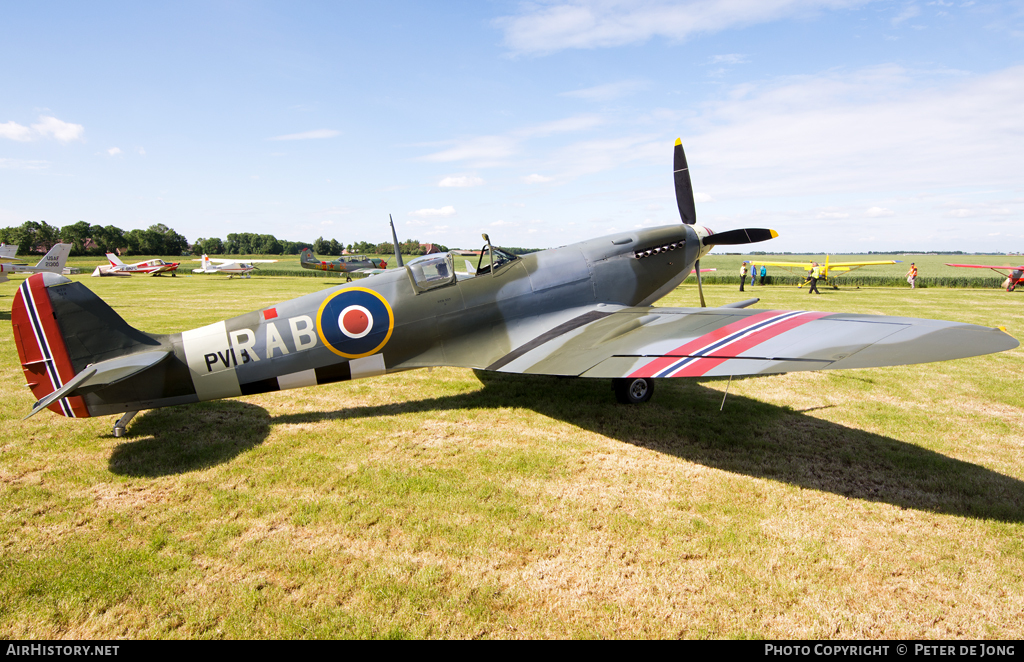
left=826, top=260, right=901, bottom=267
left=754, top=260, right=814, bottom=273
left=946, top=263, right=1024, bottom=274
left=424, top=305, right=1018, bottom=379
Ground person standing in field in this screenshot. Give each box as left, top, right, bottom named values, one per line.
left=808, top=262, right=821, bottom=294
left=760, top=265, right=767, bottom=285
left=750, top=263, right=757, bottom=287
left=740, top=261, right=748, bottom=292
left=906, top=262, right=917, bottom=289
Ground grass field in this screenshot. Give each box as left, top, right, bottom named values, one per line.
left=1, top=272, right=1023, bottom=639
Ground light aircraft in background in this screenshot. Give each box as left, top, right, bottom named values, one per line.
left=192, top=255, right=278, bottom=278
left=299, top=248, right=387, bottom=275
left=1, top=244, right=71, bottom=284
left=11, top=139, right=1018, bottom=438
left=0, top=244, right=18, bottom=261
left=92, top=253, right=180, bottom=277
left=755, top=255, right=901, bottom=289
left=945, top=263, right=1024, bottom=292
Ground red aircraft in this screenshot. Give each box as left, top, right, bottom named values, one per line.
left=945, top=263, right=1024, bottom=291
left=92, top=253, right=180, bottom=277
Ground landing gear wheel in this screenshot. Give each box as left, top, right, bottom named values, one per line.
left=613, top=377, right=654, bottom=404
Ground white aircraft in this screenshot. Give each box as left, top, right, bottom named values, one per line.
left=0, top=244, right=72, bottom=284
left=191, top=254, right=278, bottom=278
left=0, top=244, right=18, bottom=261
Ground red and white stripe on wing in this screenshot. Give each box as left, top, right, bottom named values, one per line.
left=630, top=309, right=831, bottom=379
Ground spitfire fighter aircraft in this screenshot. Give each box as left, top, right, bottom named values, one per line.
left=299, top=248, right=387, bottom=275
left=11, top=140, right=1019, bottom=437
left=1, top=244, right=71, bottom=284
left=946, top=263, right=1024, bottom=292
left=192, top=255, right=278, bottom=278
left=756, top=254, right=901, bottom=289
left=91, top=253, right=180, bottom=277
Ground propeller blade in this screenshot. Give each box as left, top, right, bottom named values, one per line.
left=703, top=228, right=778, bottom=246
left=696, top=258, right=706, bottom=308
left=674, top=138, right=697, bottom=225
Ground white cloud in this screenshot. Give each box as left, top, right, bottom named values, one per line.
left=694, top=192, right=714, bottom=203
left=419, top=135, right=518, bottom=164
left=1, top=116, right=84, bottom=142
left=106, top=147, right=122, bottom=156
left=496, top=0, right=876, bottom=55
left=946, top=208, right=974, bottom=217
left=516, top=114, right=603, bottom=137
left=410, top=206, right=457, bottom=217
left=32, top=116, right=84, bottom=142
left=523, top=173, right=553, bottom=183
left=683, top=64, right=1024, bottom=199
left=0, top=121, right=33, bottom=141
left=560, top=80, right=649, bottom=101
left=420, top=115, right=601, bottom=166
left=866, top=207, right=894, bottom=217
left=708, top=53, right=749, bottom=65
left=439, top=175, right=484, bottom=187
left=891, top=3, right=921, bottom=25
left=268, top=129, right=340, bottom=141
left=0, top=158, right=49, bottom=170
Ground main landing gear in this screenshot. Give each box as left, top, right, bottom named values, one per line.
left=613, top=377, right=655, bottom=404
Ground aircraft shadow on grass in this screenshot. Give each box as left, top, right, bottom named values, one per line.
left=110, top=372, right=1024, bottom=523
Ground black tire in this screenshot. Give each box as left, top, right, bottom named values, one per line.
left=613, top=377, right=654, bottom=404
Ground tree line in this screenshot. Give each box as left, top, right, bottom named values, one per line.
left=0, top=221, right=453, bottom=257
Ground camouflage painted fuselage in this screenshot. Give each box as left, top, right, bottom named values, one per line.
left=30, top=225, right=700, bottom=417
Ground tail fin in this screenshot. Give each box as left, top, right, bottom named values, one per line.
left=12, top=273, right=166, bottom=418
left=34, top=243, right=71, bottom=272
left=300, top=248, right=315, bottom=264
left=13, top=274, right=91, bottom=417
left=106, top=252, right=125, bottom=266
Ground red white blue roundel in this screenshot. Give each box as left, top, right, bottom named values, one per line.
left=316, top=287, right=394, bottom=358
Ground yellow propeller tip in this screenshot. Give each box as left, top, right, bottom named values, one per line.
left=674, top=137, right=682, bottom=146
left=770, top=229, right=779, bottom=238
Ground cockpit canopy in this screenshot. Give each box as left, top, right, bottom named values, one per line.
left=407, top=252, right=456, bottom=292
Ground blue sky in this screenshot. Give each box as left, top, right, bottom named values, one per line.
left=2, top=1, right=1022, bottom=253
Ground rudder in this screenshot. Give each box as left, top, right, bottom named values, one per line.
left=12, top=273, right=90, bottom=417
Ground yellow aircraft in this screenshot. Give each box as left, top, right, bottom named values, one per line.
left=753, top=254, right=901, bottom=289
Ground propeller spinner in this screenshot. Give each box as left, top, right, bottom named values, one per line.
left=673, top=138, right=778, bottom=306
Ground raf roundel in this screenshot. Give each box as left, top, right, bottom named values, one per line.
left=316, top=287, right=394, bottom=358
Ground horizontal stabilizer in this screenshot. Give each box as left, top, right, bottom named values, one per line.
left=24, top=350, right=171, bottom=419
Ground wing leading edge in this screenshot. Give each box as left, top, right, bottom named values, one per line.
left=478, top=306, right=1018, bottom=379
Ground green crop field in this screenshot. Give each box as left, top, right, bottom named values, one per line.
left=1, top=272, right=1022, bottom=639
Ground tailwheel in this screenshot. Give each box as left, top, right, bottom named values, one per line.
left=613, top=377, right=655, bottom=404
